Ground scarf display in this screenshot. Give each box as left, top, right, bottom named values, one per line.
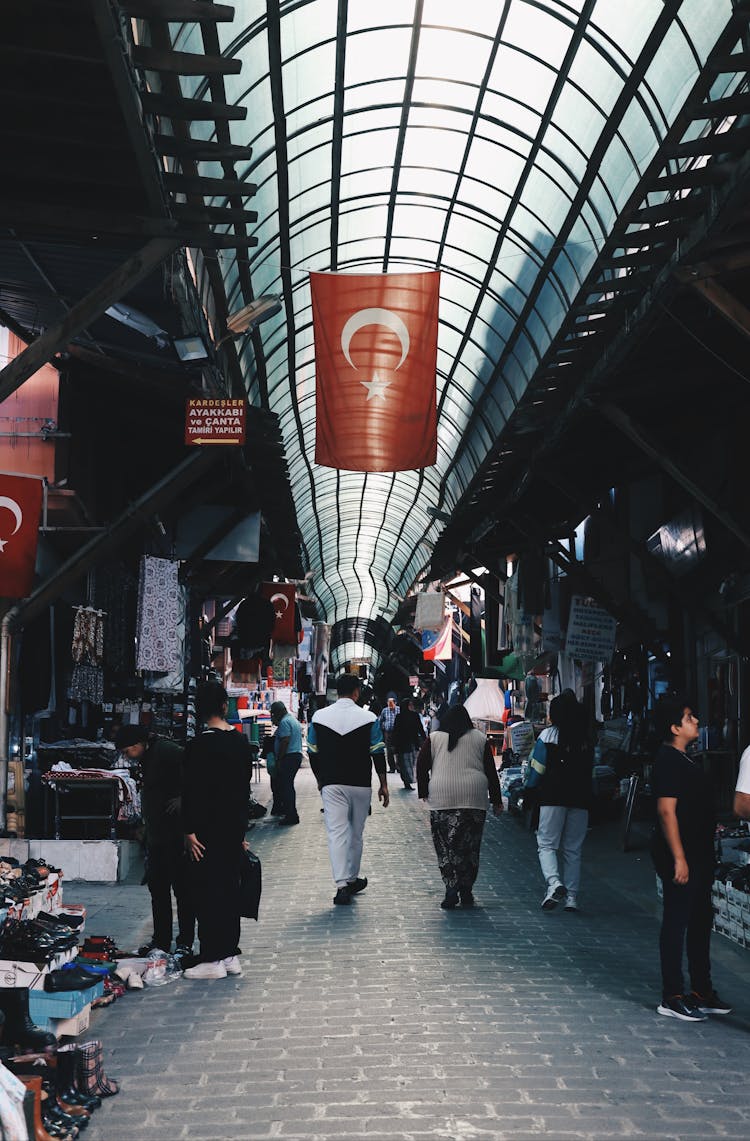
left=135, top=556, right=183, bottom=674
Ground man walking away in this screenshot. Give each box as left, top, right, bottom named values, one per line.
left=391, top=698, right=426, bottom=789
left=270, top=701, right=303, bottom=826
left=308, top=674, right=389, bottom=905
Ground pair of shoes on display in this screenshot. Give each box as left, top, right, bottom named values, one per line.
left=183, top=955, right=242, bottom=980
left=541, top=883, right=567, bottom=911
left=0, top=919, right=58, bottom=962
left=277, top=816, right=300, bottom=826
left=440, top=888, right=460, bottom=910
left=44, top=968, right=101, bottom=993
left=333, top=886, right=352, bottom=906
left=82, top=936, right=123, bottom=958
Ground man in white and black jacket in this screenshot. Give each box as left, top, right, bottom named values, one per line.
left=308, top=674, right=389, bottom=905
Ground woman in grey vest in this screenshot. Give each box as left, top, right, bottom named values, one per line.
left=417, top=705, right=503, bottom=908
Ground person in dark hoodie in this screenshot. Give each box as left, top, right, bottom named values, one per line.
left=115, top=724, right=195, bottom=956
left=307, top=674, right=388, bottom=906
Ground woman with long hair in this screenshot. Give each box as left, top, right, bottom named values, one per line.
left=417, top=705, right=503, bottom=909
left=528, top=690, right=591, bottom=912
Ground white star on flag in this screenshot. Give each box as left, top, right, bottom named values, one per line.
left=360, top=372, right=391, bottom=401
left=0, top=539, right=6, bottom=553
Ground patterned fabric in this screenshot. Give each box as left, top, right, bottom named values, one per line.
left=69, top=605, right=105, bottom=704
left=135, top=556, right=182, bottom=673
left=430, top=808, right=486, bottom=891
left=68, top=662, right=104, bottom=704
left=75, top=1039, right=119, bottom=1097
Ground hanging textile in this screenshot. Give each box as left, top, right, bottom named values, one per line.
left=148, top=586, right=187, bottom=692
left=135, top=556, right=182, bottom=673
left=68, top=606, right=105, bottom=705
left=414, top=590, right=445, bottom=631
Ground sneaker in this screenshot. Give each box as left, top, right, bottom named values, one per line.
left=222, top=956, right=243, bottom=977
left=174, top=943, right=192, bottom=958
left=440, top=888, right=459, bottom=910
left=657, top=994, right=707, bottom=1022
left=564, top=893, right=579, bottom=912
left=182, top=960, right=227, bottom=980
left=333, top=886, right=351, bottom=906
left=541, top=884, right=565, bottom=911
left=347, top=877, right=368, bottom=895
left=690, top=989, right=732, bottom=1015
left=460, top=891, right=475, bottom=908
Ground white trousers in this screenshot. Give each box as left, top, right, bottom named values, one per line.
left=321, top=784, right=372, bottom=888
left=536, top=806, right=588, bottom=894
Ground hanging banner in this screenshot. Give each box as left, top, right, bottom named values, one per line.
left=422, top=616, right=452, bottom=661
left=185, top=398, right=246, bottom=445
left=565, top=595, right=617, bottom=663
left=260, top=583, right=296, bottom=645
left=311, top=622, right=331, bottom=695
left=311, top=270, right=439, bottom=471
left=0, top=472, right=43, bottom=599
left=414, top=590, right=444, bottom=631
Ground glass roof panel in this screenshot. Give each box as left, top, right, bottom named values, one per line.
left=210, top=1, right=735, bottom=659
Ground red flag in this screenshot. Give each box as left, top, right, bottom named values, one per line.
left=0, top=474, right=43, bottom=599
left=312, top=270, right=439, bottom=471
left=260, top=583, right=296, bottom=644
left=422, top=617, right=453, bottom=661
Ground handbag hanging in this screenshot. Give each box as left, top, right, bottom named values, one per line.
left=239, top=848, right=262, bottom=920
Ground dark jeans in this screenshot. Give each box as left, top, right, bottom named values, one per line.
left=190, top=838, right=243, bottom=963
left=383, top=732, right=397, bottom=771
left=278, top=752, right=302, bottom=821
left=146, top=840, right=196, bottom=952
left=658, top=862, right=713, bottom=998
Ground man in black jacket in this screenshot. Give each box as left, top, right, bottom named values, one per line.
left=116, top=725, right=196, bottom=955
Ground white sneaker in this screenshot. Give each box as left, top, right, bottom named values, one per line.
left=222, top=955, right=243, bottom=977
left=182, top=960, right=227, bottom=980
left=541, top=883, right=565, bottom=911
left=564, top=893, right=579, bottom=912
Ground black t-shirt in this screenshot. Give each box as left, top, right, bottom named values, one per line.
left=651, top=743, right=715, bottom=869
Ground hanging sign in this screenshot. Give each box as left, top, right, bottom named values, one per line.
left=185, top=399, right=246, bottom=445
left=565, top=595, right=617, bottom=663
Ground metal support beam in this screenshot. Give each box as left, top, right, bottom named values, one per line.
left=132, top=45, right=242, bottom=75
left=122, top=0, right=235, bottom=18
left=141, top=92, right=247, bottom=121
left=592, top=401, right=750, bottom=553
left=0, top=238, right=180, bottom=404
left=9, top=448, right=221, bottom=631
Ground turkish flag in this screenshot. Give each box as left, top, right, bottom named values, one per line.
left=260, top=582, right=296, bottom=645
left=0, top=473, right=43, bottom=599
left=312, top=270, right=439, bottom=471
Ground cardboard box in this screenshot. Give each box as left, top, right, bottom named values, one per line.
left=29, top=983, right=103, bottom=1024
left=51, top=1005, right=91, bottom=1038
left=0, top=959, right=50, bottom=989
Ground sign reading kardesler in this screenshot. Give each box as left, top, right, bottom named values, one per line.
left=565, top=595, right=617, bottom=662
left=185, top=399, right=246, bottom=445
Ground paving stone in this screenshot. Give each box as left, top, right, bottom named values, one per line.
left=75, top=765, right=750, bottom=1140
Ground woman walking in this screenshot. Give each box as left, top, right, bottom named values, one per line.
left=527, top=690, right=591, bottom=912
left=182, top=681, right=252, bottom=979
left=417, top=705, right=503, bottom=908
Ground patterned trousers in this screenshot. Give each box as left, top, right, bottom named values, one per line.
left=430, top=808, right=486, bottom=891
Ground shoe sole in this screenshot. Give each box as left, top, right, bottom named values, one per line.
left=697, top=1007, right=731, bottom=1015
left=541, top=899, right=558, bottom=910
left=657, top=1004, right=707, bottom=1021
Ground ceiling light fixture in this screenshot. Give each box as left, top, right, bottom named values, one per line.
left=216, top=295, right=283, bottom=347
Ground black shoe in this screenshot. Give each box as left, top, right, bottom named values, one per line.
left=440, top=889, right=459, bottom=910
left=657, top=994, right=707, bottom=1022
left=690, top=988, right=732, bottom=1015
left=347, top=877, right=367, bottom=895
left=278, top=816, right=299, bottom=826
left=333, top=886, right=351, bottom=906
left=388, top=767, right=396, bottom=773
left=460, top=891, right=475, bottom=908
left=403, top=783, right=414, bottom=790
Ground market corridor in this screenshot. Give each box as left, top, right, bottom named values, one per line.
left=86, top=767, right=750, bottom=1141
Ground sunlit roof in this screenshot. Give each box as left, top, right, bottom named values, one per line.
left=183, top=0, right=737, bottom=666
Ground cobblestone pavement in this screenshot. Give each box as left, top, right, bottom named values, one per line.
left=77, top=763, right=750, bottom=1140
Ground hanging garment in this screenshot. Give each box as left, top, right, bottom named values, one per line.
left=135, top=556, right=183, bottom=673
left=414, top=591, right=445, bottom=632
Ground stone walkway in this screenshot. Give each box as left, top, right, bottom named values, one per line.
left=77, top=764, right=750, bottom=1140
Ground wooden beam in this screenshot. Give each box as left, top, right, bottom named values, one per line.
left=688, top=276, right=750, bottom=340
left=593, top=401, right=750, bottom=553
left=132, top=45, right=242, bottom=75
left=122, top=1, right=235, bottom=19
left=0, top=238, right=180, bottom=405
left=141, top=92, right=247, bottom=121
left=164, top=172, right=257, bottom=197
left=172, top=203, right=258, bottom=224
left=154, top=135, right=253, bottom=161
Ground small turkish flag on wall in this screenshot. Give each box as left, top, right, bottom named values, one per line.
left=312, top=270, right=439, bottom=472
left=0, top=473, right=43, bottom=599
left=260, top=583, right=296, bottom=645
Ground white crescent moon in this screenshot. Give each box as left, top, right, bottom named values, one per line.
left=340, top=308, right=410, bottom=371
left=270, top=592, right=290, bottom=612
left=0, top=496, right=23, bottom=535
